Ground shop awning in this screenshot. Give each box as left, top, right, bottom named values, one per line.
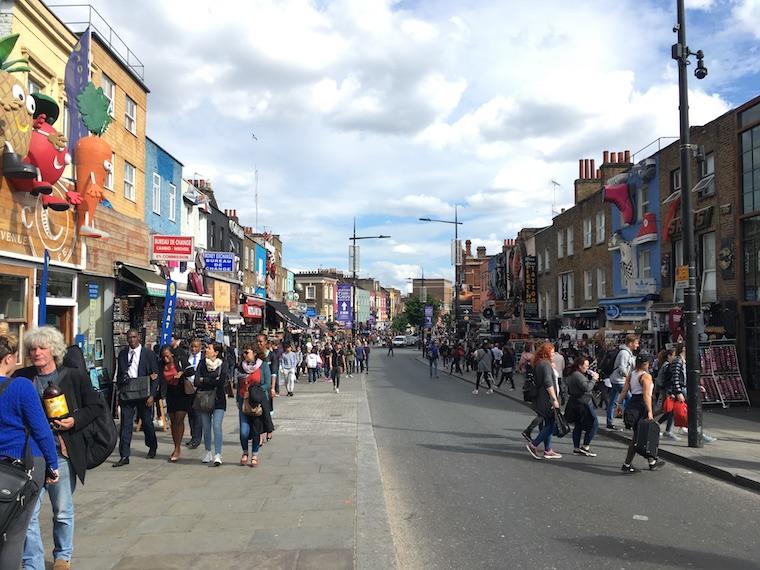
left=562, top=308, right=600, bottom=317
left=267, top=300, right=308, bottom=329
left=118, top=264, right=166, bottom=297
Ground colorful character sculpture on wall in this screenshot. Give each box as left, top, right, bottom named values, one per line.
left=0, top=34, right=39, bottom=184
left=11, top=94, right=81, bottom=211
left=74, top=82, right=113, bottom=238
left=602, top=158, right=657, bottom=227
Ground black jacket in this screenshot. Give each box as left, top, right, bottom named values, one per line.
left=13, top=365, right=101, bottom=483
left=195, top=359, right=227, bottom=411
left=116, top=345, right=160, bottom=398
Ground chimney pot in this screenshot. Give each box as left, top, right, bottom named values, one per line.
left=624, top=150, right=631, bottom=163
left=603, top=150, right=610, bottom=163
left=590, top=159, right=595, bottom=177
left=596, top=168, right=600, bottom=179
left=465, top=239, right=472, bottom=257
left=579, top=159, right=585, bottom=179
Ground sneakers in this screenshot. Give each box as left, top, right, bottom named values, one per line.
left=621, top=463, right=640, bottom=474
left=472, top=389, right=479, bottom=395
left=213, top=454, right=222, bottom=466
left=521, top=430, right=532, bottom=443
left=573, top=447, right=597, bottom=457
left=202, top=451, right=212, bottom=463
left=661, top=430, right=680, bottom=441
left=486, top=389, right=494, bottom=395
left=648, top=458, right=666, bottom=471
left=335, top=388, right=340, bottom=394
left=526, top=443, right=542, bottom=460
left=543, top=449, right=562, bottom=459
left=606, top=424, right=622, bottom=431
left=703, top=434, right=717, bottom=443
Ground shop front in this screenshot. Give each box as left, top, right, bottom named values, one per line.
left=239, top=296, right=265, bottom=346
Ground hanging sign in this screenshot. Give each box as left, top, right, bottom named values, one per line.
left=160, top=279, right=178, bottom=346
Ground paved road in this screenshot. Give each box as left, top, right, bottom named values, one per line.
left=368, top=350, right=760, bottom=570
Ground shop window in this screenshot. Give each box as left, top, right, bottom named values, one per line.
left=125, top=95, right=137, bottom=134
left=701, top=232, right=716, bottom=303
left=597, top=267, right=606, bottom=298
left=105, top=152, right=114, bottom=190
left=584, top=269, right=593, bottom=300
left=152, top=173, right=161, bottom=214
left=741, top=124, right=760, bottom=214
left=557, top=232, right=564, bottom=258
left=596, top=211, right=605, bottom=244
left=35, top=270, right=73, bottom=298
left=306, top=285, right=316, bottom=300
left=124, top=161, right=136, bottom=202
left=638, top=249, right=652, bottom=279
left=0, top=275, right=27, bottom=346
left=566, top=227, right=574, bottom=256
left=168, top=183, right=177, bottom=222
left=742, top=216, right=760, bottom=301
left=101, top=73, right=115, bottom=117
left=583, top=218, right=592, bottom=248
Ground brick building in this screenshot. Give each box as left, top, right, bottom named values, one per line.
left=411, top=277, right=452, bottom=313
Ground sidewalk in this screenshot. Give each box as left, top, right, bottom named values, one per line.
left=425, top=356, right=760, bottom=493
left=37, top=374, right=398, bottom=570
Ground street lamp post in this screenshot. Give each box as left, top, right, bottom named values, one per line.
left=349, top=218, right=390, bottom=342
left=420, top=205, right=463, bottom=338
left=672, top=0, right=708, bottom=448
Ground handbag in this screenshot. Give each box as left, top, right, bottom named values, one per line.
left=673, top=400, right=688, bottom=428
left=183, top=378, right=196, bottom=396
left=0, top=379, right=39, bottom=539
left=242, top=398, right=263, bottom=417
left=552, top=408, right=571, bottom=438
left=119, top=376, right=150, bottom=403
left=192, top=389, right=216, bottom=412
left=80, top=392, right=118, bottom=470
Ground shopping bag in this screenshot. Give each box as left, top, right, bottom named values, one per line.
left=552, top=409, right=571, bottom=438
left=662, top=395, right=674, bottom=414
left=673, top=401, right=688, bottom=428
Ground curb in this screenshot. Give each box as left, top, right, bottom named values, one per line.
left=415, top=356, right=760, bottom=495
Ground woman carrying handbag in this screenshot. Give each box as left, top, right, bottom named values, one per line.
left=193, top=342, right=227, bottom=466
left=235, top=345, right=264, bottom=467
left=0, top=332, right=59, bottom=569
left=158, top=346, right=194, bottom=462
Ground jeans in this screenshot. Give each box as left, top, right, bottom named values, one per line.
left=283, top=368, right=296, bottom=393
left=323, top=364, right=331, bottom=378
left=23, top=456, right=76, bottom=569
left=572, top=403, right=599, bottom=448
left=532, top=417, right=556, bottom=450
left=331, top=366, right=341, bottom=389
left=307, top=368, right=318, bottom=383
left=238, top=408, right=261, bottom=455
left=606, top=384, right=630, bottom=426
left=118, top=399, right=157, bottom=458
left=475, top=371, right=492, bottom=390
left=429, top=358, right=438, bottom=377
left=188, top=407, right=202, bottom=443
left=200, top=409, right=225, bottom=455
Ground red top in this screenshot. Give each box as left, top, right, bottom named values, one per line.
left=239, top=367, right=261, bottom=398
left=163, top=363, right=179, bottom=386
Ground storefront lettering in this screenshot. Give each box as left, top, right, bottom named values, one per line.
left=0, top=230, right=29, bottom=245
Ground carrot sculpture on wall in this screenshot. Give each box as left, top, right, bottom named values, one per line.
left=74, top=81, right=113, bottom=238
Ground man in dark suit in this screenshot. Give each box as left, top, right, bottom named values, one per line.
left=113, top=328, right=159, bottom=467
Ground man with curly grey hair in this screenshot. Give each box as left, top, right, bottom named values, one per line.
left=14, top=326, right=102, bottom=570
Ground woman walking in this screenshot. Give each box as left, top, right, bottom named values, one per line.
left=195, top=342, right=227, bottom=466
left=525, top=342, right=562, bottom=460
left=0, top=332, right=59, bottom=569
left=159, top=346, right=193, bottom=462
left=564, top=356, right=600, bottom=457
left=306, top=347, right=321, bottom=383
left=236, top=345, right=263, bottom=467
left=496, top=345, right=516, bottom=390
left=617, top=354, right=666, bottom=473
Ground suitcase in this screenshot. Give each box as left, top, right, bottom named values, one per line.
left=635, top=419, right=660, bottom=459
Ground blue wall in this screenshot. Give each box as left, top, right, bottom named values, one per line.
left=254, top=243, right=267, bottom=298
left=145, top=138, right=183, bottom=235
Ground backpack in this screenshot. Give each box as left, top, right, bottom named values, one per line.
left=522, top=364, right=539, bottom=400
left=598, top=348, right=620, bottom=378
left=429, top=345, right=439, bottom=360
left=655, top=362, right=672, bottom=389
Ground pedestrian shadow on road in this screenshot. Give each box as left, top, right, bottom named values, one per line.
left=416, top=443, right=623, bottom=477
left=556, top=535, right=760, bottom=570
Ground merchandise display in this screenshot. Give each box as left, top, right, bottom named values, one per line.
left=698, top=340, right=751, bottom=407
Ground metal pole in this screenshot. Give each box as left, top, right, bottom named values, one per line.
left=352, top=218, right=356, bottom=343
left=674, top=0, right=703, bottom=447
left=454, top=205, right=459, bottom=338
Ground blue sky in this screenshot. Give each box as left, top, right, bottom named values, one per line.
left=50, top=0, right=760, bottom=290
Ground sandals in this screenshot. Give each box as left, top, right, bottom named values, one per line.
left=250, top=456, right=258, bottom=468
left=240, top=453, right=248, bottom=466
left=169, top=451, right=180, bottom=462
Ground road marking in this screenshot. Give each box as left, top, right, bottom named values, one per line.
left=633, top=515, right=649, bottom=521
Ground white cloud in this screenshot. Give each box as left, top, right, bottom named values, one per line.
left=733, top=0, right=760, bottom=38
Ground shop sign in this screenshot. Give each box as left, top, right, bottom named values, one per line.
left=243, top=304, right=263, bottom=319
left=213, top=281, right=231, bottom=312
left=151, top=235, right=194, bottom=262
left=160, top=279, right=178, bottom=346
left=87, top=282, right=99, bottom=299
left=675, top=265, right=689, bottom=283
left=628, top=278, right=657, bottom=295
left=524, top=255, right=538, bottom=318
left=203, top=251, right=235, bottom=272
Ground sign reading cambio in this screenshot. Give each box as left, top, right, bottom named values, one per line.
left=151, top=235, right=194, bottom=261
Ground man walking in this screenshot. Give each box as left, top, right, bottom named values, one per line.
left=114, top=329, right=159, bottom=467
left=387, top=337, right=394, bottom=357
left=280, top=342, right=298, bottom=397
left=428, top=339, right=440, bottom=378
left=473, top=341, right=494, bottom=394
left=606, top=334, right=638, bottom=430
left=331, top=342, right=346, bottom=394
left=185, top=338, right=203, bottom=449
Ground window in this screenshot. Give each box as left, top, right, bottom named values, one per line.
left=637, top=185, right=649, bottom=222
left=545, top=291, right=551, bottom=318
left=557, top=232, right=564, bottom=258
left=168, top=183, right=176, bottom=222
left=125, top=95, right=137, bottom=134
left=740, top=101, right=760, bottom=128
left=671, top=168, right=682, bottom=194
left=123, top=161, right=136, bottom=202
left=584, top=269, right=593, bottom=300
left=566, top=227, right=574, bottom=255
left=597, top=267, right=606, bottom=298
left=638, top=249, right=652, bottom=279
left=701, top=232, right=716, bottom=303
left=27, top=78, right=43, bottom=94
left=544, top=248, right=549, bottom=271
left=537, top=252, right=543, bottom=272
left=101, top=73, right=115, bottom=116
left=583, top=218, right=592, bottom=248
left=152, top=173, right=161, bottom=214
left=741, top=124, right=760, bottom=213
left=62, top=103, right=69, bottom=142
left=306, top=285, right=316, bottom=299
left=701, top=152, right=715, bottom=177
left=104, top=152, right=114, bottom=190
left=596, top=211, right=605, bottom=244
left=558, top=272, right=574, bottom=312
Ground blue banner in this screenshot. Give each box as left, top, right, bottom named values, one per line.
left=336, top=283, right=352, bottom=326
left=204, top=251, right=235, bottom=272
left=38, top=250, right=50, bottom=326
left=64, top=27, right=91, bottom=159
left=159, top=279, right=177, bottom=346
left=424, top=305, right=433, bottom=329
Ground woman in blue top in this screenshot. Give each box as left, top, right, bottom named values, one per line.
left=0, top=332, right=59, bottom=569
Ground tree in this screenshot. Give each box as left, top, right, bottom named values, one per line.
left=403, top=296, right=442, bottom=330
left=391, top=314, right=409, bottom=333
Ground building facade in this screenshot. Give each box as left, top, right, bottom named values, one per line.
left=144, top=138, right=182, bottom=235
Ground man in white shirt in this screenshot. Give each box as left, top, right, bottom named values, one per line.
left=185, top=338, right=203, bottom=449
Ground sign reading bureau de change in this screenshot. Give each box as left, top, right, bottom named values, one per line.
left=203, top=251, right=235, bottom=272
left=151, top=235, right=194, bottom=262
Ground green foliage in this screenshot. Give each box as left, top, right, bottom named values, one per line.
left=403, top=296, right=442, bottom=329
left=0, top=34, right=30, bottom=73
left=391, top=314, right=409, bottom=333
left=76, top=82, right=113, bottom=136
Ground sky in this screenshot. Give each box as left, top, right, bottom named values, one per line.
left=46, top=0, right=760, bottom=292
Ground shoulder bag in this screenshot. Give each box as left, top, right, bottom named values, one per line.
left=80, top=391, right=118, bottom=470
left=552, top=408, right=571, bottom=438
left=119, top=376, right=150, bottom=403
left=0, top=379, right=39, bottom=540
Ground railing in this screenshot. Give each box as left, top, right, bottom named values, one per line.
left=46, top=3, right=145, bottom=81
left=632, top=137, right=679, bottom=162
